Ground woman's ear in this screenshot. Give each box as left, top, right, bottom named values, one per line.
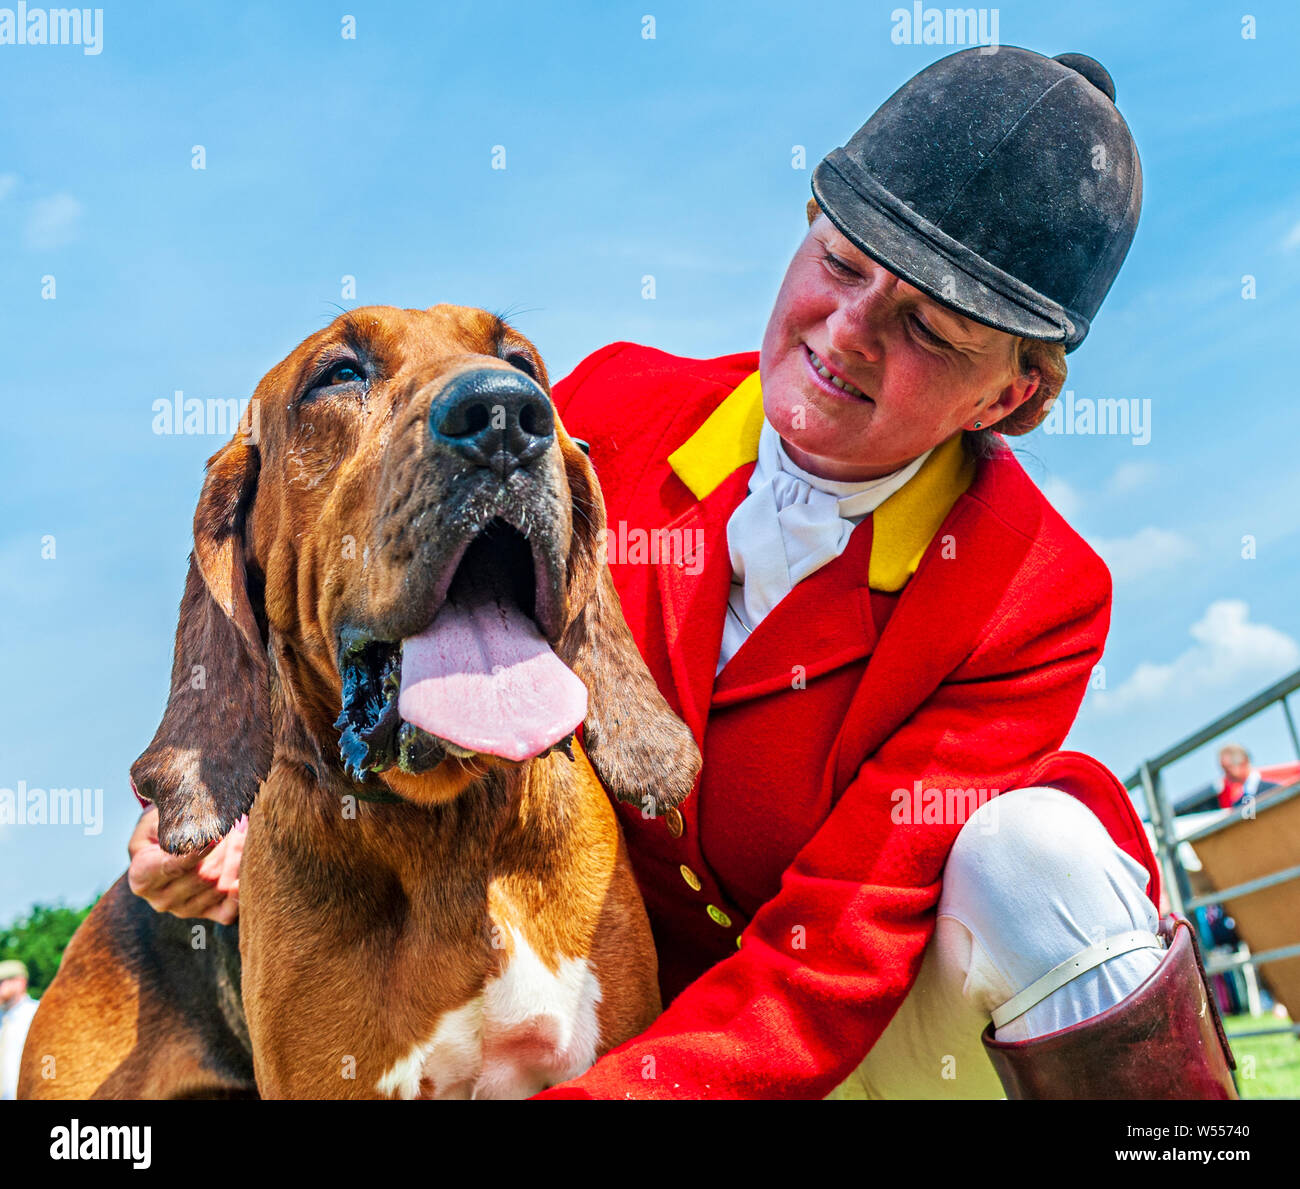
left=130, top=436, right=272, bottom=854
left=556, top=435, right=701, bottom=814
left=978, top=364, right=1044, bottom=434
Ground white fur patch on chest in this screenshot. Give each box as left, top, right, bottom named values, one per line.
left=376, top=925, right=603, bottom=1099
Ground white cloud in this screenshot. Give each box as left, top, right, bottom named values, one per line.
left=0, top=173, right=17, bottom=202
left=1282, top=220, right=1300, bottom=252
left=1094, top=600, right=1300, bottom=714
left=25, top=193, right=84, bottom=250
left=1089, top=525, right=1195, bottom=583
left=1038, top=473, right=1081, bottom=520
left=1106, top=460, right=1158, bottom=496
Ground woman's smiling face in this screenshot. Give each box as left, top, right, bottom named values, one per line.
left=759, top=211, right=1041, bottom=481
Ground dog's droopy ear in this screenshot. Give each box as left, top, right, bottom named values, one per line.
left=558, top=442, right=701, bottom=815
left=131, top=436, right=271, bottom=854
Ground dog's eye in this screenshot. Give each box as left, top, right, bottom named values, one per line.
left=302, top=359, right=368, bottom=403
left=505, top=352, right=537, bottom=380
left=322, top=362, right=365, bottom=387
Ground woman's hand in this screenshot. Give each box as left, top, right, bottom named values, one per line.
left=126, top=805, right=245, bottom=925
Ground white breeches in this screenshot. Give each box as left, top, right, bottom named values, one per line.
left=830, top=786, right=1162, bottom=1099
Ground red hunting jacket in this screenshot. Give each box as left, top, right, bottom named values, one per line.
left=533, top=342, right=1159, bottom=1100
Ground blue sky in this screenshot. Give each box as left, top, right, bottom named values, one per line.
left=2, top=0, right=1298, bottom=920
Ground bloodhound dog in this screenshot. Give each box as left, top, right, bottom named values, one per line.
left=20, top=305, right=700, bottom=1099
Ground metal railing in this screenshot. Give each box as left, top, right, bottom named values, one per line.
left=1123, top=666, right=1300, bottom=1058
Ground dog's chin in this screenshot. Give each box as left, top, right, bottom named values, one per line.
left=375, top=748, right=540, bottom=807
left=332, top=638, right=574, bottom=786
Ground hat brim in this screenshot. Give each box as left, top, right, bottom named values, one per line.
left=812, top=154, right=1085, bottom=351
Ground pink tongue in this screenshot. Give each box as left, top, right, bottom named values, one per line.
left=397, top=591, right=586, bottom=762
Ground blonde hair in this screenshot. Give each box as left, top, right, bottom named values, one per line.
left=803, top=196, right=1066, bottom=457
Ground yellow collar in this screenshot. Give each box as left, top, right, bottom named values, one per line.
left=667, top=370, right=976, bottom=591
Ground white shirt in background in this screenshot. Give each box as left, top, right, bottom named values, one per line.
left=0, top=993, right=39, bottom=1099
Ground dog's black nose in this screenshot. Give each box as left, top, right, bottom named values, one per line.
left=430, top=368, right=555, bottom=477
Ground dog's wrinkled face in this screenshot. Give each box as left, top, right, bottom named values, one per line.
left=253, top=305, right=591, bottom=796
left=132, top=305, right=700, bottom=851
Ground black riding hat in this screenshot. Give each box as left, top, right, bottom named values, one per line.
left=811, top=46, right=1141, bottom=353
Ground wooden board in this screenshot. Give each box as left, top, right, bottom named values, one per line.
left=1192, top=789, right=1300, bottom=1016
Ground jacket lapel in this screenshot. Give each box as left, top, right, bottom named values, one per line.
left=824, top=455, right=1040, bottom=794
left=652, top=372, right=765, bottom=746
left=654, top=367, right=979, bottom=753
left=711, top=515, right=878, bottom=703
left=655, top=465, right=752, bottom=748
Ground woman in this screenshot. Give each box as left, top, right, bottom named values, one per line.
left=129, top=47, right=1236, bottom=1099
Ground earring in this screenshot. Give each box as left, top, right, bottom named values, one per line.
left=974, top=421, right=982, bottom=429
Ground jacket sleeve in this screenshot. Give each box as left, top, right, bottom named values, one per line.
left=532, top=552, right=1111, bottom=1099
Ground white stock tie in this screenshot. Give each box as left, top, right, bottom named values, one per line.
left=717, top=419, right=931, bottom=674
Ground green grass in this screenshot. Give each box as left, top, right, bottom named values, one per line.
left=827, top=1012, right=1300, bottom=1099
left=1224, top=1013, right=1300, bottom=1099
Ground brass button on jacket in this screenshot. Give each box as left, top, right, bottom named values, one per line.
left=665, top=807, right=684, bottom=837
left=679, top=864, right=702, bottom=892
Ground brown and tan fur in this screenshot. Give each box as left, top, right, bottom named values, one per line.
left=20, top=305, right=700, bottom=1099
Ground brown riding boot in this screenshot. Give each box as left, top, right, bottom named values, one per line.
left=981, top=915, right=1239, bottom=1099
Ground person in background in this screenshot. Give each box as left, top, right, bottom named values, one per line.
left=1217, top=744, right=1278, bottom=810
left=1199, top=744, right=1285, bottom=1018
left=0, top=960, right=40, bottom=1100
